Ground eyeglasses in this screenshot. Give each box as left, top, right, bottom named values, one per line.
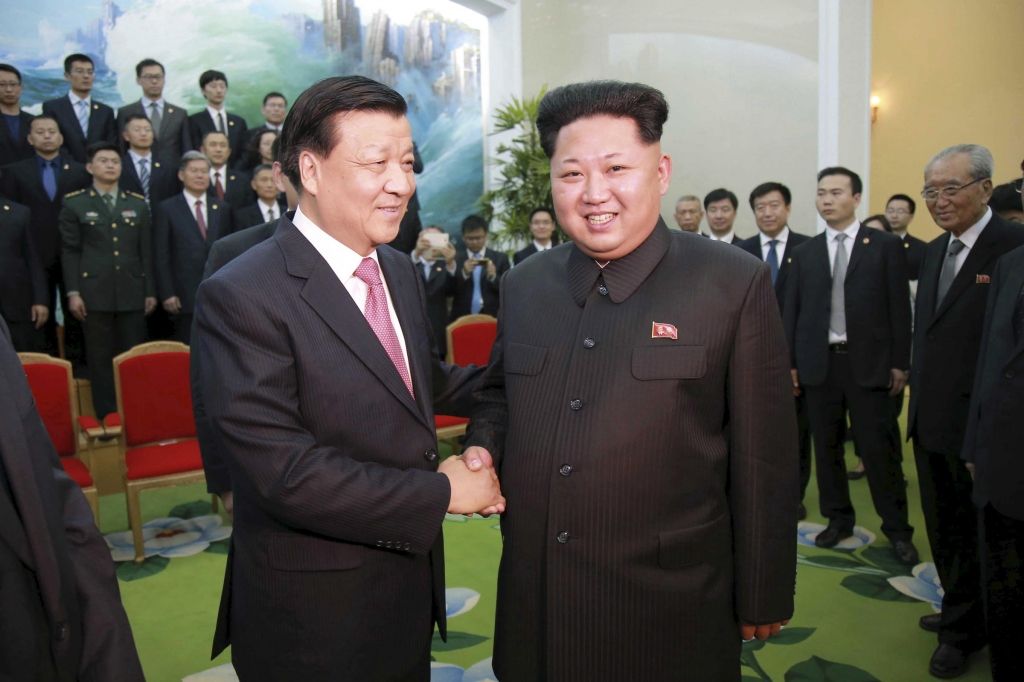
left=920, top=177, right=988, bottom=201
left=885, top=208, right=911, bottom=216
left=139, top=74, right=164, bottom=82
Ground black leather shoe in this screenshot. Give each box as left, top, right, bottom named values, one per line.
left=928, top=643, right=969, bottom=679
left=847, top=469, right=865, bottom=481
left=919, top=613, right=942, bottom=633
left=798, top=503, right=807, bottom=521
left=893, top=540, right=920, bottom=565
left=814, top=524, right=853, bottom=548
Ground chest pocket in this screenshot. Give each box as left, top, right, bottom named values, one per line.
left=631, top=345, right=707, bottom=380
left=505, top=342, right=548, bottom=376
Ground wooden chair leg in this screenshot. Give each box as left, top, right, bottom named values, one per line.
left=211, top=494, right=219, bottom=514
left=82, top=486, right=100, bottom=527
left=125, top=483, right=146, bottom=564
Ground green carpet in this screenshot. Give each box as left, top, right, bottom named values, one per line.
left=99, top=431, right=994, bottom=682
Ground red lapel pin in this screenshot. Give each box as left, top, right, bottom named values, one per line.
left=652, top=322, right=678, bottom=339
left=976, top=274, right=990, bottom=284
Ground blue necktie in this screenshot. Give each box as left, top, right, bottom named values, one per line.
left=42, top=160, right=57, bottom=201
left=471, top=253, right=483, bottom=314
left=766, top=239, right=780, bottom=285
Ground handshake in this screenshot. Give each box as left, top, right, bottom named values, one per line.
left=439, top=446, right=506, bottom=516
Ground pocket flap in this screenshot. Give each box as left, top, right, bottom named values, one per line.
left=632, top=346, right=707, bottom=380
left=658, top=513, right=730, bottom=569
left=505, top=342, right=548, bottom=376
left=263, top=533, right=364, bottom=572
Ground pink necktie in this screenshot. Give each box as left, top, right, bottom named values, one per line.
left=195, top=199, right=207, bottom=240
left=354, top=257, right=414, bottom=396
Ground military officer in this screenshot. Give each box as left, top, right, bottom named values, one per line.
left=60, top=141, right=156, bottom=417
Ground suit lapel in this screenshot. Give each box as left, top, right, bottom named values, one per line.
left=379, top=248, right=432, bottom=425
left=206, top=200, right=223, bottom=242
left=56, top=98, right=84, bottom=144
left=86, top=102, right=103, bottom=142
left=844, top=227, right=871, bottom=278
left=933, top=220, right=1002, bottom=323
left=812, top=233, right=831, bottom=280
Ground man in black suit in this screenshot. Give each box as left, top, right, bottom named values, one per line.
left=989, top=180, right=1024, bottom=225
left=963, top=235, right=1024, bottom=682
left=411, top=225, right=457, bottom=355
left=194, top=75, right=502, bottom=681
left=907, top=145, right=1024, bottom=679
left=188, top=70, right=247, bottom=167
left=784, top=167, right=918, bottom=564
left=451, top=214, right=510, bottom=320
left=673, top=194, right=704, bottom=233
left=232, top=164, right=281, bottom=230
left=512, top=206, right=557, bottom=264
left=740, top=181, right=812, bottom=518
left=119, top=114, right=180, bottom=217
left=704, top=187, right=744, bottom=245
left=154, top=150, right=233, bottom=344
left=41, top=54, right=117, bottom=165
left=0, top=317, right=144, bottom=682
left=201, top=130, right=253, bottom=211
left=885, top=194, right=927, bottom=281
left=0, top=64, right=35, bottom=167
left=116, top=59, right=192, bottom=163
left=463, top=80, right=796, bottom=681
left=0, top=196, right=48, bottom=351
left=0, top=114, right=92, bottom=361
left=387, top=141, right=424, bottom=255
left=236, top=92, right=287, bottom=169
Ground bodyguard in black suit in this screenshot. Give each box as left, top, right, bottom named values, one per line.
left=231, top=164, right=282, bottom=230
left=201, top=130, right=254, bottom=211
left=187, top=70, right=247, bottom=167
left=0, top=317, right=145, bottom=682
left=963, top=243, right=1024, bottom=682
left=0, top=64, right=34, bottom=167
left=741, top=182, right=812, bottom=515
left=451, top=215, right=510, bottom=320
left=411, top=226, right=457, bottom=356
left=512, top=206, right=557, bottom=265
left=41, top=55, right=117, bottom=165
left=885, top=194, right=927, bottom=280
left=116, top=59, right=193, bottom=163
left=0, top=198, right=48, bottom=351
left=118, top=114, right=181, bottom=218
left=907, top=145, right=1024, bottom=679
left=703, top=187, right=745, bottom=245
left=784, top=167, right=917, bottom=563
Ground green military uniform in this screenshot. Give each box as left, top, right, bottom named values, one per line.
left=59, top=186, right=153, bottom=416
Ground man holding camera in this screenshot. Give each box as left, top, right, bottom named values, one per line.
left=451, top=214, right=510, bottom=319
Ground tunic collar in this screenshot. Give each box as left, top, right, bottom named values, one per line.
left=567, top=217, right=672, bottom=306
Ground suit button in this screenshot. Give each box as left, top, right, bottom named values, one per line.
left=115, top=266, right=120, bottom=271
left=404, top=542, right=411, bottom=551
left=111, top=222, right=117, bottom=227
left=376, top=540, right=383, bottom=547
left=114, top=251, right=119, bottom=256
left=82, top=272, right=88, bottom=278
left=556, top=531, right=569, bottom=544
left=583, top=337, right=595, bottom=348
left=598, top=284, right=609, bottom=296
left=113, top=237, right=118, bottom=242
left=424, top=448, right=437, bottom=461
left=111, top=224, right=116, bottom=229
left=1007, top=371, right=1015, bottom=379
left=569, top=399, right=582, bottom=410
left=559, top=464, right=572, bottom=476
left=55, top=622, right=67, bottom=641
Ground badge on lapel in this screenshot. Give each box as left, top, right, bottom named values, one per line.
left=121, top=210, right=137, bottom=219
left=85, top=211, right=98, bottom=218
left=652, top=322, right=678, bottom=340
left=977, top=274, right=990, bottom=284
left=863, top=238, right=870, bottom=244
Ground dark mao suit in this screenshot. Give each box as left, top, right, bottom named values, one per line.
left=0, top=199, right=47, bottom=351
left=465, top=221, right=798, bottom=681
left=41, top=96, right=117, bottom=165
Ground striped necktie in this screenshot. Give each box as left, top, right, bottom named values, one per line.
left=138, top=158, right=150, bottom=202
left=77, top=100, right=90, bottom=136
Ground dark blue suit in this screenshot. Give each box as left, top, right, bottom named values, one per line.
left=41, top=95, right=117, bottom=164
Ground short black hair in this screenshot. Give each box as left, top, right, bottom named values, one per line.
left=135, top=59, right=165, bottom=77
left=704, top=188, right=738, bottom=210
left=461, top=215, right=489, bottom=234
left=0, top=64, right=22, bottom=84
left=886, top=193, right=916, bottom=214
left=817, top=166, right=863, bottom=196
left=64, top=54, right=93, bottom=74
left=989, top=182, right=1023, bottom=214
left=122, top=113, right=152, bottom=128
left=749, top=182, right=791, bottom=209
left=199, top=70, right=228, bottom=90
left=29, top=114, right=60, bottom=131
left=536, top=80, right=668, bottom=159
left=202, top=129, right=229, bottom=146
left=863, top=214, right=893, bottom=233
left=251, top=163, right=274, bottom=177
left=263, top=92, right=287, bottom=106
left=279, top=76, right=407, bottom=192
left=86, top=141, right=121, bottom=163
left=270, top=135, right=281, bottom=163
left=529, top=207, right=554, bottom=222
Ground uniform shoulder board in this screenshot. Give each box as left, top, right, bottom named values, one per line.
left=65, top=189, right=86, bottom=198
left=127, top=191, right=146, bottom=200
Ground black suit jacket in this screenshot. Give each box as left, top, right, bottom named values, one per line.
left=154, top=193, right=233, bottom=314
left=451, top=247, right=510, bottom=320
left=0, top=199, right=47, bottom=323
left=232, top=203, right=278, bottom=231
left=193, top=217, right=482, bottom=680
left=413, top=257, right=455, bottom=356
left=513, top=243, right=538, bottom=265
left=738, top=229, right=812, bottom=310
left=0, top=318, right=144, bottom=682
left=784, top=226, right=912, bottom=388
left=908, top=214, right=1024, bottom=456
left=41, top=96, right=117, bottom=165
left=464, top=222, right=797, bottom=679
left=963, top=244, right=1024, bottom=519
left=116, top=99, right=192, bottom=163
left=902, top=233, right=927, bottom=280
left=0, top=155, right=92, bottom=269
left=188, top=110, right=248, bottom=166
left=207, top=167, right=254, bottom=212
left=0, top=110, right=35, bottom=167
left=118, top=152, right=181, bottom=222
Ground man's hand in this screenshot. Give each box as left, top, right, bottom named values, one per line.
left=163, top=296, right=181, bottom=315
left=144, top=297, right=157, bottom=315
left=790, top=369, right=802, bottom=397
left=741, top=620, right=789, bottom=641
left=889, top=368, right=907, bottom=397
left=463, top=258, right=478, bottom=277
left=461, top=446, right=503, bottom=515
left=439, top=454, right=505, bottom=515
left=31, top=305, right=49, bottom=329
left=413, top=235, right=431, bottom=261
left=440, top=242, right=457, bottom=268
left=220, top=491, right=234, bottom=520
left=965, top=462, right=975, bottom=480
left=485, top=259, right=497, bottom=282
left=68, top=295, right=87, bottom=322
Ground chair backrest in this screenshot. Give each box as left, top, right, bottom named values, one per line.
left=18, top=353, right=77, bottom=457
left=113, top=342, right=195, bottom=447
left=446, top=315, right=498, bottom=367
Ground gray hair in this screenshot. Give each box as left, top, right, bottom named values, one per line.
left=676, top=195, right=701, bottom=206
left=925, top=144, right=994, bottom=181
left=179, top=150, right=211, bottom=172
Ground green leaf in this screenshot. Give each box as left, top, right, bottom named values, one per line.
left=799, top=555, right=866, bottom=570
left=840, top=574, right=919, bottom=602
left=784, top=655, right=882, bottom=682
left=116, top=555, right=169, bottom=582
left=742, top=639, right=768, bottom=652
left=431, top=630, right=489, bottom=652
left=204, top=539, right=230, bottom=555
left=168, top=500, right=213, bottom=520
left=444, top=513, right=469, bottom=523
left=768, top=627, right=816, bottom=645
left=859, top=546, right=911, bottom=576
left=742, top=677, right=765, bottom=682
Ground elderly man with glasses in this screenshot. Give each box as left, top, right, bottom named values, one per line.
left=907, top=144, right=1024, bottom=679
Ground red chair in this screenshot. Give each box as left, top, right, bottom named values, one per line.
left=18, top=353, right=103, bottom=524
left=436, top=315, right=498, bottom=453
left=110, top=341, right=213, bottom=562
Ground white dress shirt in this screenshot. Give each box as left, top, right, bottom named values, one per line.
left=708, top=230, right=735, bottom=244
left=263, top=120, right=282, bottom=133
left=210, top=166, right=229, bottom=189
left=825, top=221, right=861, bottom=344
left=411, top=253, right=455, bottom=280
left=759, top=225, right=790, bottom=262
left=292, top=207, right=410, bottom=376
left=533, top=240, right=553, bottom=252
left=207, top=105, right=228, bottom=132
left=128, top=149, right=153, bottom=181
left=183, top=190, right=208, bottom=226
left=949, top=208, right=992, bottom=277
left=257, top=199, right=279, bottom=223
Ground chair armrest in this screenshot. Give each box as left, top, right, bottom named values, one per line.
left=77, top=415, right=107, bottom=440
left=102, top=413, right=123, bottom=436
